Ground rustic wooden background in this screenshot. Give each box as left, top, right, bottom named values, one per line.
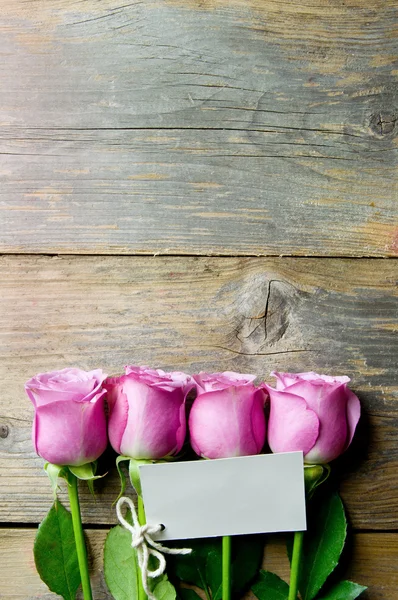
left=0, top=0, right=397, bottom=598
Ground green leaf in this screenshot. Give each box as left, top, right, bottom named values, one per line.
left=168, top=535, right=263, bottom=600
left=104, top=529, right=178, bottom=600
left=44, top=463, right=68, bottom=496
left=317, top=580, right=367, bottom=599
left=178, top=589, right=203, bottom=600
left=166, top=537, right=220, bottom=593
left=287, top=491, right=347, bottom=600
left=205, top=544, right=222, bottom=600
left=104, top=525, right=139, bottom=600
left=252, top=570, right=289, bottom=600
left=34, top=500, right=81, bottom=600
left=152, top=576, right=177, bottom=600
left=231, top=535, right=264, bottom=594
left=212, top=535, right=264, bottom=600
left=68, top=461, right=106, bottom=481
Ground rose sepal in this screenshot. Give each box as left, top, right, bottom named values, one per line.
left=129, top=458, right=162, bottom=497
left=68, top=460, right=106, bottom=481
left=115, top=455, right=130, bottom=500
left=115, top=456, right=155, bottom=499
left=44, top=461, right=106, bottom=498
left=129, top=458, right=144, bottom=497
left=116, top=456, right=167, bottom=500
left=44, top=462, right=68, bottom=496
left=304, top=463, right=331, bottom=499
left=68, top=461, right=107, bottom=497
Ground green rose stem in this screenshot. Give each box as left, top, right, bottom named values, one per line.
left=287, top=465, right=330, bottom=600
left=67, top=473, right=93, bottom=600
left=137, top=495, right=148, bottom=600
left=222, top=535, right=231, bottom=600
left=288, top=530, right=304, bottom=600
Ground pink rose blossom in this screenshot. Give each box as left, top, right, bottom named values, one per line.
left=25, top=368, right=108, bottom=466
left=264, top=371, right=361, bottom=464
left=189, top=371, right=267, bottom=459
left=106, top=365, right=193, bottom=459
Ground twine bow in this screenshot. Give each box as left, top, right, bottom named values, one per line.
left=116, top=496, right=192, bottom=599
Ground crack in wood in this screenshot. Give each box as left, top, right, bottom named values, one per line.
left=370, top=112, right=397, bottom=137
left=203, top=344, right=311, bottom=357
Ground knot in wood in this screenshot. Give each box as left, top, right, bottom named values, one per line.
left=369, top=112, right=397, bottom=137
left=0, top=424, right=9, bottom=439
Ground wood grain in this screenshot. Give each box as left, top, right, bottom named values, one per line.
left=1, top=1, right=397, bottom=597
left=1, top=0, right=397, bottom=256
left=261, top=533, right=398, bottom=600
left=0, top=529, right=395, bottom=600
left=0, top=255, right=396, bottom=528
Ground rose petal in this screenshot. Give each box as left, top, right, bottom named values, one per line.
left=125, top=365, right=192, bottom=392
left=284, top=380, right=343, bottom=410
left=250, top=389, right=268, bottom=453
left=105, top=377, right=129, bottom=455
left=32, top=412, right=38, bottom=454
left=35, top=390, right=107, bottom=466
left=270, top=371, right=302, bottom=390
left=303, top=384, right=350, bottom=463
left=193, top=371, right=257, bottom=394
left=119, top=379, right=185, bottom=459
left=344, top=386, right=361, bottom=449
left=189, top=386, right=266, bottom=458
left=176, top=401, right=187, bottom=453
left=25, top=368, right=107, bottom=406
left=266, top=387, right=320, bottom=455
left=25, top=387, right=90, bottom=406
left=270, top=371, right=350, bottom=391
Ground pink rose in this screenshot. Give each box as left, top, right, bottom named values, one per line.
left=105, top=365, right=193, bottom=459
left=189, top=371, right=267, bottom=459
left=264, top=371, right=361, bottom=464
left=25, top=368, right=108, bottom=466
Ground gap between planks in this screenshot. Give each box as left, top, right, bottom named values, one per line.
left=1, top=253, right=398, bottom=259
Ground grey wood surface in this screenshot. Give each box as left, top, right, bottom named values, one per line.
left=3, top=530, right=394, bottom=600
left=1, top=0, right=397, bottom=256
left=0, top=256, right=396, bottom=529
left=1, top=1, right=397, bottom=598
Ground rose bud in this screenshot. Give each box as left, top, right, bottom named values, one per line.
left=189, top=371, right=267, bottom=459
left=25, top=368, right=108, bottom=466
left=105, top=365, right=193, bottom=459
left=264, top=371, right=361, bottom=464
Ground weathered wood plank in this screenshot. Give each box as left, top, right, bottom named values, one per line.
left=0, top=255, right=396, bottom=527
left=0, top=529, right=395, bottom=600
left=261, top=533, right=398, bottom=600
left=0, top=529, right=108, bottom=600
left=1, top=0, right=397, bottom=256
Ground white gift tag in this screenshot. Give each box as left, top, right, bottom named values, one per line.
left=139, top=452, right=306, bottom=541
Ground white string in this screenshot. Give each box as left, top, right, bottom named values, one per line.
left=116, top=496, right=192, bottom=599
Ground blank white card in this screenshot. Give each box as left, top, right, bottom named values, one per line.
left=139, top=451, right=306, bottom=541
